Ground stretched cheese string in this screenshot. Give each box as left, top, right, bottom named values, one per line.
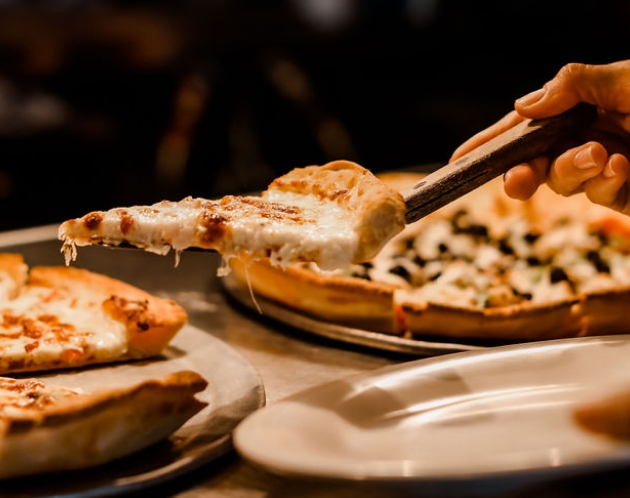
left=243, top=263, right=263, bottom=315
left=218, top=256, right=262, bottom=314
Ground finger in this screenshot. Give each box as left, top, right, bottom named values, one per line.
left=546, top=142, right=607, bottom=196
left=583, top=153, right=630, bottom=214
left=516, top=60, right=630, bottom=119
left=450, top=111, right=524, bottom=161
left=515, top=66, right=583, bottom=119
left=503, top=156, right=549, bottom=200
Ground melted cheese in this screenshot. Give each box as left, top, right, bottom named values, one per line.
left=59, top=194, right=361, bottom=272
left=0, top=285, right=127, bottom=373
left=256, top=190, right=359, bottom=269
left=0, top=377, right=82, bottom=418
left=341, top=206, right=630, bottom=310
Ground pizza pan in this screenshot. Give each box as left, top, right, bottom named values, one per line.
left=221, top=273, right=489, bottom=357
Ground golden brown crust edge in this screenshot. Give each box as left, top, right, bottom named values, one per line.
left=0, top=370, right=208, bottom=479
left=267, top=160, right=407, bottom=263
left=229, top=258, right=398, bottom=334
left=28, top=265, right=189, bottom=359
left=0, top=254, right=28, bottom=299
left=400, top=299, right=583, bottom=341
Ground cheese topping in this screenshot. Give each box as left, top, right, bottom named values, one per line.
left=0, top=284, right=128, bottom=373
left=0, top=377, right=82, bottom=419
left=58, top=194, right=359, bottom=271
left=326, top=207, right=630, bottom=309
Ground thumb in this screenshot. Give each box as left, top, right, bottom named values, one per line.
left=515, top=61, right=630, bottom=119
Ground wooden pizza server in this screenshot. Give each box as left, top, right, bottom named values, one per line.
left=402, top=102, right=599, bottom=224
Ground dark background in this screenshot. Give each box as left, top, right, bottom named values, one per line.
left=0, top=0, right=628, bottom=231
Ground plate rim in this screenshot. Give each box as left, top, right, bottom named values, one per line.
left=233, top=334, right=630, bottom=489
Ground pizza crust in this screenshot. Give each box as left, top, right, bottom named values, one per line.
left=0, top=370, right=208, bottom=479
left=265, top=161, right=407, bottom=264
left=229, top=258, right=397, bottom=334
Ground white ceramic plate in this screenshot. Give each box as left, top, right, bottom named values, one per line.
left=2, top=324, right=265, bottom=498
left=234, top=335, right=630, bottom=492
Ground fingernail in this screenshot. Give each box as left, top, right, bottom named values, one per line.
left=603, top=156, right=619, bottom=178
left=516, top=88, right=545, bottom=107
left=574, top=145, right=598, bottom=170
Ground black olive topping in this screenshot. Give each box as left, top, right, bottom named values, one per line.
left=586, top=250, right=611, bottom=273
left=389, top=265, right=412, bottom=282
left=412, top=255, right=426, bottom=267
left=550, top=266, right=569, bottom=283
left=512, top=288, right=533, bottom=301
left=526, top=256, right=542, bottom=266
left=498, top=238, right=515, bottom=255
left=428, top=271, right=442, bottom=281
left=524, top=232, right=540, bottom=244
left=465, top=224, right=489, bottom=238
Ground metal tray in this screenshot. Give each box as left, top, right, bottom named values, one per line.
left=222, top=273, right=489, bottom=357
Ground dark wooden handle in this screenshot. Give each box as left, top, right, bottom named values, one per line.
left=402, top=102, right=598, bottom=224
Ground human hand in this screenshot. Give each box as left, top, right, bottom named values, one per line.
left=450, top=60, right=630, bottom=216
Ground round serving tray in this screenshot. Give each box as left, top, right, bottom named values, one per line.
left=221, top=274, right=490, bottom=357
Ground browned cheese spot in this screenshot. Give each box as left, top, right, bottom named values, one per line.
left=102, top=295, right=151, bottom=333
left=83, top=212, right=104, bottom=231
left=199, top=208, right=229, bottom=246
left=119, top=210, right=134, bottom=235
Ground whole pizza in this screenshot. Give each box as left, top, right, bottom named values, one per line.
left=226, top=171, right=630, bottom=343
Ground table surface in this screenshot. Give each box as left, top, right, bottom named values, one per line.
left=3, top=225, right=630, bottom=498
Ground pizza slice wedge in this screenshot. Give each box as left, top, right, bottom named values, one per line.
left=58, top=160, right=407, bottom=272
left=0, top=253, right=188, bottom=374
left=0, top=369, right=208, bottom=479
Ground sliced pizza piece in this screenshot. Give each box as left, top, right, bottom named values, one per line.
left=0, top=253, right=188, bottom=374
left=0, top=369, right=208, bottom=479
left=58, top=160, right=407, bottom=272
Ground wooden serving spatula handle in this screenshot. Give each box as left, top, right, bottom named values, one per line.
left=402, top=102, right=599, bottom=224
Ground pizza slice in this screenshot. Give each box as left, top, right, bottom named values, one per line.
left=0, top=369, right=208, bottom=479
left=0, top=253, right=188, bottom=374
left=58, top=160, right=407, bottom=272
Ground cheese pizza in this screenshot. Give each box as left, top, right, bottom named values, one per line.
left=58, top=160, right=407, bottom=272
left=0, top=253, right=188, bottom=373
left=227, top=171, right=630, bottom=342
left=0, top=369, right=207, bottom=479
